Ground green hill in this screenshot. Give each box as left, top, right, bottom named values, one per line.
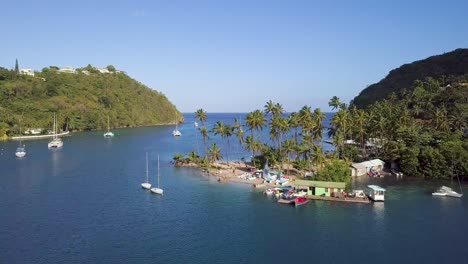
left=352, top=48, right=468, bottom=108
left=0, top=65, right=182, bottom=138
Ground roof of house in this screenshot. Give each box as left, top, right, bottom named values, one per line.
left=368, top=185, right=386, bottom=191
left=354, top=159, right=385, bottom=168
left=294, top=180, right=346, bottom=189
left=351, top=163, right=367, bottom=169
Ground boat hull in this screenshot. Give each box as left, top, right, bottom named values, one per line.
left=446, top=192, right=463, bottom=198
left=103, top=132, right=114, bottom=137
left=294, top=197, right=309, bottom=207
left=141, top=183, right=151, bottom=189
left=48, top=139, right=63, bottom=148
left=150, top=188, right=164, bottom=195
left=15, top=152, right=26, bottom=158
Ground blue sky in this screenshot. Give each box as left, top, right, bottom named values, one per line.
left=1, top=0, right=467, bottom=112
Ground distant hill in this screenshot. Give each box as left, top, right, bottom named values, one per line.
left=352, top=48, right=468, bottom=108
left=0, top=65, right=182, bottom=137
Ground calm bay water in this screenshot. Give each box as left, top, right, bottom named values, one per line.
left=1, top=113, right=467, bottom=263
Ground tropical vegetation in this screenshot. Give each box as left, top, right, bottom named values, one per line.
left=352, top=48, right=468, bottom=108
left=0, top=64, right=182, bottom=138
left=176, top=74, right=467, bottom=182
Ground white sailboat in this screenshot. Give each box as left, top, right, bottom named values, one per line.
left=48, top=113, right=63, bottom=148
left=151, top=154, right=164, bottom=195
left=15, top=141, right=26, bottom=158
left=103, top=116, right=114, bottom=138
left=141, top=152, right=152, bottom=189
left=172, top=113, right=181, bottom=136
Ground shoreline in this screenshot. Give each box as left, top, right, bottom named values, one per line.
left=6, top=122, right=182, bottom=141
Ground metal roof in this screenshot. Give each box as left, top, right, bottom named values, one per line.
left=294, top=180, right=346, bottom=189
left=367, top=185, right=386, bottom=191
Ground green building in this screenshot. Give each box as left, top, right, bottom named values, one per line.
left=294, top=180, right=346, bottom=197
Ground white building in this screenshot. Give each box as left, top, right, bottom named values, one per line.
left=97, top=68, right=110, bottom=74
left=19, top=69, right=35, bottom=77
left=58, top=67, right=76, bottom=74
left=350, top=159, right=385, bottom=177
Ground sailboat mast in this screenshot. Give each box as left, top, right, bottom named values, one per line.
left=53, top=113, right=56, bottom=139
left=107, top=116, right=110, bottom=132
left=157, top=154, right=160, bottom=188
left=146, top=152, right=149, bottom=183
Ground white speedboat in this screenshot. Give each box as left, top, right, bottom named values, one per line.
left=432, top=186, right=448, bottom=196
left=142, top=152, right=152, bottom=190
left=150, top=154, right=164, bottom=195
left=264, top=188, right=275, bottom=195
left=432, top=186, right=463, bottom=198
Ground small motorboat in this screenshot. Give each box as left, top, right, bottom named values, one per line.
left=433, top=186, right=463, bottom=198
left=432, top=187, right=447, bottom=196
left=294, top=197, right=309, bottom=207
left=264, top=188, right=275, bottom=195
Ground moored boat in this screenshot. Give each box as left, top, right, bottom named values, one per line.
left=367, top=185, right=386, bottom=201
left=294, top=197, right=309, bottom=207
left=432, top=186, right=463, bottom=198
left=141, top=152, right=152, bottom=190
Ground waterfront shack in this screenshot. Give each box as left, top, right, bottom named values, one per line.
left=350, top=159, right=385, bottom=177
left=294, top=180, right=346, bottom=197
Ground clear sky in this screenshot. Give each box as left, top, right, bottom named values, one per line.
left=1, top=0, right=467, bottom=112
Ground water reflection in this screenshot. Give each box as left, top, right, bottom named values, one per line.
left=372, top=201, right=385, bottom=221
left=50, top=148, right=62, bottom=177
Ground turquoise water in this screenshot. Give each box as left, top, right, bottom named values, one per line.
left=1, top=113, right=467, bottom=263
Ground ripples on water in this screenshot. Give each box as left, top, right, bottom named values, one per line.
left=0, top=113, right=467, bottom=263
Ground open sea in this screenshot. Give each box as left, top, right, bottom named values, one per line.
left=1, top=113, right=467, bottom=264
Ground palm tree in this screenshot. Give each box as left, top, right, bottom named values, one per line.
left=195, top=108, right=207, bottom=126
left=245, top=109, right=266, bottom=141
left=200, top=127, right=209, bottom=157
left=328, top=96, right=342, bottom=111
left=313, top=108, right=326, bottom=147
left=233, top=117, right=244, bottom=153
left=196, top=108, right=208, bottom=157
left=264, top=100, right=275, bottom=117
left=270, top=116, right=289, bottom=172
left=272, top=102, right=284, bottom=118
left=433, top=107, right=450, bottom=133
left=245, top=135, right=261, bottom=167
left=282, top=138, right=297, bottom=175
left=288, top=112, right=300, bottom=143
left=208, top=143, right=222, bottom=164
left=212, top=121, right=233, bottom=164
left=449, top=110, right=467, bottom=131
left=312, top=145, right=326, bottom=168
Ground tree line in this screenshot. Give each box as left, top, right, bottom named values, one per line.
left=175, top=75, right=467, bottom=181
left=0, top=65, right=182, bottom=138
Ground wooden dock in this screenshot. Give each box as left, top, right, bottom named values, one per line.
left=306, top=195, right=371, bottom=204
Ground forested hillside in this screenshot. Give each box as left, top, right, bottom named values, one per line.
left=0, top=65, right=182, bottom=138
left=352, top=48, right=468, bottom=108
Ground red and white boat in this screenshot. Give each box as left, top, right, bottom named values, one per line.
left=294, top=197, right=308, bottom=207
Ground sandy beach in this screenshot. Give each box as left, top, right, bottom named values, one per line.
left=177, top=161, right=300, bottom=188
